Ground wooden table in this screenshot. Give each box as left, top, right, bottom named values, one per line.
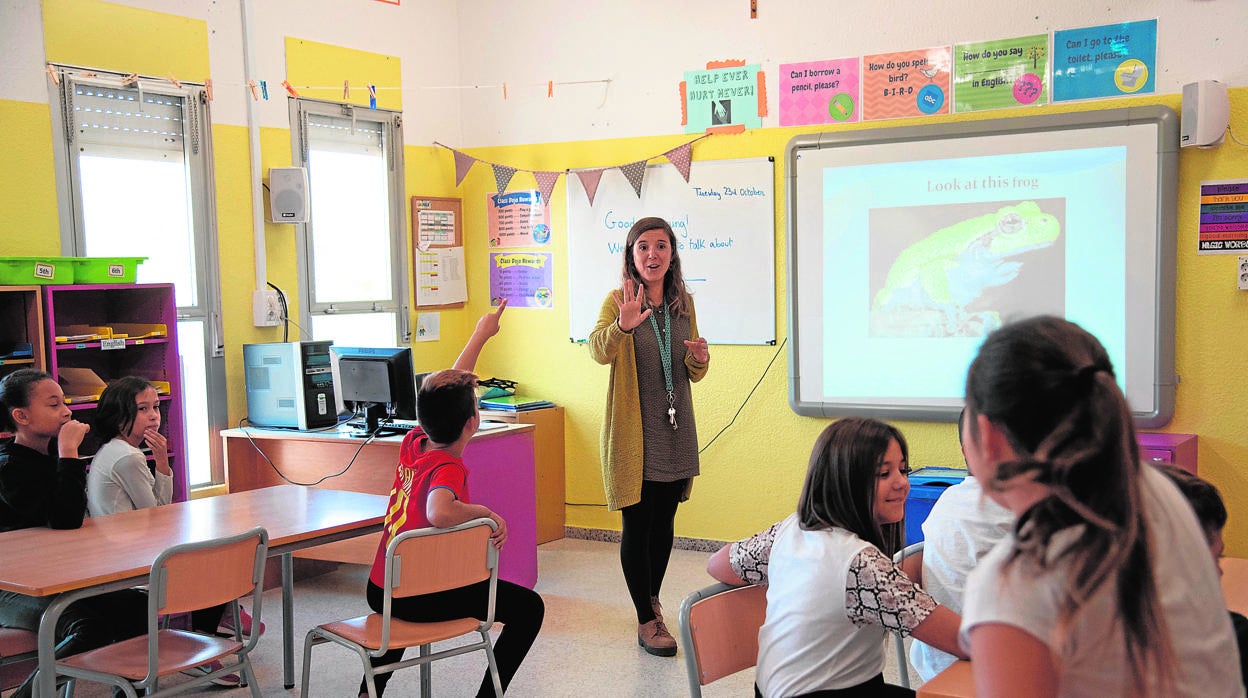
left=0, top=485, right=387, bottom=696
left=222, top=422, right=538, bottom=588
left=915, top=558, right=1247, bottom=698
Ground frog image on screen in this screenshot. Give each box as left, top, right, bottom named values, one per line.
left=870, top=201, right=1061, bottom=337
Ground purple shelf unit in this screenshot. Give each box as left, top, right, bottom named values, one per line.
left=42, top=283, right=188, bottom=502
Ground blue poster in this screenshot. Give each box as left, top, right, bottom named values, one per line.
left=1053, top=19, right=1156, bottom=101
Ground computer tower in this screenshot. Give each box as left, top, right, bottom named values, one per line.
left=243, top=341, right=337, bottom=429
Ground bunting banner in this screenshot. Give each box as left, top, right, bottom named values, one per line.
left=619, top=160, right=647, bottom=198
left=454, top=149, right=476, bottom=186
left=575, top=169, right=606, bottom=206
left=533, top=171, right=562, bottom=208
left=665, top=142, right=693, bottom=182
left=435, top=136, right=705, bottom=205
left=492, top=163, right=518, bottom=194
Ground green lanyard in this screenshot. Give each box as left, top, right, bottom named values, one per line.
left=648, top=304, right=677, bottom=430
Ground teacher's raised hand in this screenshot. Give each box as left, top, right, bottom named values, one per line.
left=615, top=280, right=653, bottom=332
left=684, top=336, right=709, bottom=363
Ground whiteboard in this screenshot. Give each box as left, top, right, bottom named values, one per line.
left=567, top=157, right=776, bottom=344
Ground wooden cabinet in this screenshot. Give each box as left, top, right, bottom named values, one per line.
left=480, top=405, right=565, bottom=543
left=0, top=286, right=46, bottom=378
left=0, top=286, right=45, bottom=440
left=42, top=284, right=188, bottom=501
left=1138, top=432, right=1198, bottom=474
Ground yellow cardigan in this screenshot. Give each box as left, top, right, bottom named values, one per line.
left=588, top=291, right=709, bottom=511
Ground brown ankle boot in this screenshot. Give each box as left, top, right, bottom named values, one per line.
left=650, top=595, right=663, bottom=621
left=637, top=618, right=677, bottom=657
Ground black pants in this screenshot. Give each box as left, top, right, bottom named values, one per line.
left=5, top=588, right=148, bottom=698
left=361, top=578, right=544, bottom=697
left=755, top=673, right=915, bottom=697
left=620, top=478, right=685, bottom=624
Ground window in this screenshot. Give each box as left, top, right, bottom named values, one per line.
left=50, top=68, right=226, bottom=488
left=290, top=100, right=409, bottom=348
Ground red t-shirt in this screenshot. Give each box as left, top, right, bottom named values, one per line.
left=368, top=432, right=470, bottom=587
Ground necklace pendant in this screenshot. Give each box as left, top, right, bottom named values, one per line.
left=668, top=406, right=677, bottom=430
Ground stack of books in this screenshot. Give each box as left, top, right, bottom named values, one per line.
left=479, top=395, right=554, bottom=412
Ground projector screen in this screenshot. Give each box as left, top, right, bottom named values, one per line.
left=786, top=106, right=1178, bottom=426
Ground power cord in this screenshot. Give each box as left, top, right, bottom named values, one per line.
left=265, top=282, right=289, bottom=342
left=236, top=410, right=384, bottom=487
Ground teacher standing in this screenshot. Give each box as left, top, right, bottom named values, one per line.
left=588, top=216, right=710, bottom=657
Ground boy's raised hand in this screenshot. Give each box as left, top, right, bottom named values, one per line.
left=475, top=298, right=507, bottom=339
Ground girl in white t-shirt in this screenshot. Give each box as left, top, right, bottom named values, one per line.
left=960, top=316, right=1243, bottom=697
left=709, top=417, right=965, bottom=697
left=87, top=376, right=172, bottom=516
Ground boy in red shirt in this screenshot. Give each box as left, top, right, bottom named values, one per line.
left=360, top=301, right=544, bottom=697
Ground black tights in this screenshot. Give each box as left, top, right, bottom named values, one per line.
left=360, top=578, right=544, bottom=697
left=620, top=478, right=686, bottom=624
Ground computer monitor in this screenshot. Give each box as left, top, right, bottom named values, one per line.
left=333, top=346, right=416, bottom=435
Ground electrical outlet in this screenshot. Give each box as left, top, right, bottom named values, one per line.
left=253, top=289, right=282, bottom=327
left=1240, top=256, right=1248, bottom=291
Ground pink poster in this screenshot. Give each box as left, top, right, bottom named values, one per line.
left=779, top=58, right=861, bottom=126
left=487, top=191, right=552, bottom=248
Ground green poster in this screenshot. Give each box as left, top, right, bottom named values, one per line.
left=953, top=35, right=1049, bottom=112
left=683, top=64, right=763, bottom=134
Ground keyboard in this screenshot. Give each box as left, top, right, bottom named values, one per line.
left=344, top=418, right=420, bottom=433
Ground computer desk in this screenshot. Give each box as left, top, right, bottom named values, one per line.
left=221, top=423, right=538, bottom=589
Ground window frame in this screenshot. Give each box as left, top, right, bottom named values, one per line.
left=289, top=98, right=411, bottom=344
left=48, top=65, right=228, bottom=487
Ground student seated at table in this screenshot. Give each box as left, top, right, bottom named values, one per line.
left=85, top=375, right=259, bottom=687
left=707, top=417, right=965, bottom=697
left=1154, top=464, right=1248, bottom=689
left=908, top=407, right=1014, bottom=682
left=959, top=316, right=1242, bottom=697
left=0, top=369, right=147, bottom=698
left=359, top=300, right=544, bottom=698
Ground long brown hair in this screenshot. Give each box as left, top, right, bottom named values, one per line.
left=621, top=216, right=691, bottom=318
left=965, top=315, right=1172, bottom=693
left=797, top=417, right=908, bottom=558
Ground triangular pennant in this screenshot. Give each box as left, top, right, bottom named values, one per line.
left=620, top=159, right=647, bottom=198
left=453, top=150, right=476, bottom=186
left=665, top=142, right=693, bottom=182
left=575, top=169, right=605, bottom=206
left=492, top=163, right=518, bottom=194
left=534, top=171, right=562, bottom=208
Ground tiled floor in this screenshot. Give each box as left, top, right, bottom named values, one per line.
left=12, top=537, right=915, bottom=697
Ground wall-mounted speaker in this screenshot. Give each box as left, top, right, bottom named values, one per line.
left=1180, top=80, right=1229, bottom=148
left=268, top=167, right=309, bottom=223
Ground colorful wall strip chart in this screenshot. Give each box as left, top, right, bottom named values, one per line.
left=682, top=63, right=764, bottom=134
left=487, top=190, right=551, bottom=248
left=490, top=252, right=555, bottom=308
left=778, top=58, right=860, bottom=126
left=861, top=47, right=952, bottom=121
left=1197, top=180, right=1248, bottom=255
left=1053, top=19, right=1156, bottom=101
left=953, top=34, right=1050, bottom=112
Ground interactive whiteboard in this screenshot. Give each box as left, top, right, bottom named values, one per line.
left=787, top=106, right=1179, bottom=426
left=568, top=157, right=776, bottom=344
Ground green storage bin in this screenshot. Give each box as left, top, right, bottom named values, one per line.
left=0, top=256, right=74, bottom=285
left=71, top=257, right=147, bottom=284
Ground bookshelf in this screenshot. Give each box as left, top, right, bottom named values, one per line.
left=42, top=284, right=188, bottom=502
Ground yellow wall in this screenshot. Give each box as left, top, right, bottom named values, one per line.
left=6, top=0, right=1248, bottom=554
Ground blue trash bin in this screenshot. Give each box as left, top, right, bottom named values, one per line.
left=905, top=467, right=968, bottom=545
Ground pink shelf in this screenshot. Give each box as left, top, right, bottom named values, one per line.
left=42, top=284, right=188, bottom=502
